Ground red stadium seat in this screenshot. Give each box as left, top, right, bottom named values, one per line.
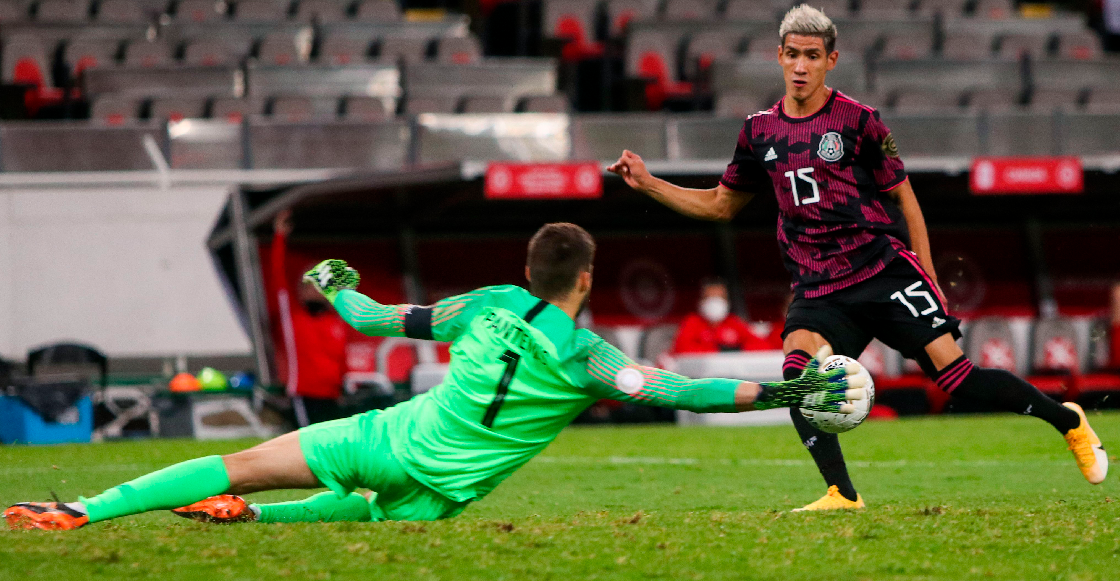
left=684, top=30, right=741, bottom=82
left=1057, top=32, right=1103, bottom=61
left=63, top=37, right=120, bottom=78
left=210, top=97, right=265, bottom=122
left=606, top=0, right=657, bottom=38
left=543, top=0, right=604, bottom=61
left=435, top=36, right=482, bottom=65
left=90, top=95, right=139, bottom=125
left=627, top=29, right=692, bottom=109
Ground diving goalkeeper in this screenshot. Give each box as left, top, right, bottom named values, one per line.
left=6, top=223, right=865, bottom=530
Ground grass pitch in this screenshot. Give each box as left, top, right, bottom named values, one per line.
left=2, top=413, right=1118, bottom=581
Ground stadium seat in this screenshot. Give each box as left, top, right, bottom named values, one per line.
left=807, top=0, right=849, bottom=18
left=1026, top=317, right=1079, bottom=398
left=270, top=95, right=338, bottom=121
left=403, top=95, right=459, bottom=114
left=663, top=0, right=717, bottom=21
left=965, top=318, right=1019, bottom=374
left=376, top=36, right=431, bottom=65
left=35, top=0, right=89, bottom=21
left=966, top=87, right=1021, bottom=110
left=722, top=0, right=772, bottom=19
left=892, top=88, right=964, bottom=112
left=997, top=33, right=1052, bottom=61
left=1086, top=88, right=1120, bottom=111
left=627, top=29, right=693, bottom=109
left=63, top=37, right=120, bottom=78
left=1028, top=88, right=1083, bottom=112
left=1, top=32, right=62, bottom=110
left=183, top=36, right=252, bottom=66
left=318, top=34, right=371, bottom=64
left=519, top=94, right=569, bottom=112
left=435, top=36, right=482, bottom=65
left=1056, top=32, right=1103, bottom=61
left=940, top=31, right=994, bottom=60
left=714, top=91, right=773, bottom=117
left=917, top=0, right=966, bottom=17
left=0, top=0, right=29, bottom=21
left=210, top=96, right=265, bottom=122
left=971, top=0, right=1014, bottom=19
left=606, top=0, right=657, bottom=37
left=175, top=0, right=225, bottom=21
left=150, top=97, right=206, bottom=120
left=745, top=37, right=778, bottom=61
left=90, top=95, right=140, bottom=124
left=880, top=30, right=934, bottom=60
left=341, top=95, right=391, bottom=120
left=834, top=32, right=882, bottom=58
left=257, top=30, right=312, bottom=65
left=234, top=0, right=288, bottom=21
left=460, top=95, right=511, bottom=113
left=638, top=324, right=677, bottom=365
left=295, top=0, right=347, bottom=22
left=97, top=0, right=157, bottom=22
left=354, top=0, right=399, bottom=21
left=857, top=0, right=912, bottom=19
left=683, top=30, right=742, bottom=82
left=542, top=0, right=605, bottom=61
left=123, top=38, right=173, bottom=67
left=1074, top=317, right=1120, bottom=405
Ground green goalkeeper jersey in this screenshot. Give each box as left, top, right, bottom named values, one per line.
left=331, top=285, right=741, bottom=503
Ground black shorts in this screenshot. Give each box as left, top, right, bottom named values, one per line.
left=782, top=253, right=962, bottom=361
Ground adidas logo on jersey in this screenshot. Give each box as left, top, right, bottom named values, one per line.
left=764, top=147, right=777, bottom=161
left=932, top=317, right=946, bottom=328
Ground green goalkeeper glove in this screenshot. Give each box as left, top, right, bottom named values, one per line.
left=303, top=259, right=360, bottom=303
left=753, top=345, right=867, bottom=413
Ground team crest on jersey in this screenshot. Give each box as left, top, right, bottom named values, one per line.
left=817, top=132, right=844, bottom=162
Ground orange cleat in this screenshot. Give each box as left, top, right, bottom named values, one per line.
left=4, top=502, right=90, bottom=531
left=172, top=495, right=255, bottom=523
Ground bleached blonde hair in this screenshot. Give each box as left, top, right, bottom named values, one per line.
left=779, top=4, right=838, bottom=53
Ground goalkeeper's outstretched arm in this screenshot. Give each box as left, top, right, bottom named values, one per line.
left=583, top=340, right=864, bottom=414
left=303, top=259, right=483, bottom=342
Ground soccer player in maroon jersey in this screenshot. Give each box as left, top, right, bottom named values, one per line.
left=609, top=4, right=1107, bottom=510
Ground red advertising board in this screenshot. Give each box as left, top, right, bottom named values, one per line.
left=484, top=162, right=603, bottom=199
left=969, top=156, right=1083, bottom=195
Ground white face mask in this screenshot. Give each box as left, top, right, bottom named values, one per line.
left=699, top=296, right=729, bottom=324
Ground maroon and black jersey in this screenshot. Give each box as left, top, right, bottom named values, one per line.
left=721, top=89, right=909, bottom=298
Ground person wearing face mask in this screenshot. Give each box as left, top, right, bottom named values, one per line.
left=269, top=209, right=351, bottom=427
left=672, top=279, right=775, bottom=354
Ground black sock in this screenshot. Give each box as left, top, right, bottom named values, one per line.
left=933, top=355, right=1080, bottom=434
left=785, top=350, right=858, bottom=501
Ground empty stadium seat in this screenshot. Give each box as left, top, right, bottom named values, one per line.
left=234, top=0, right=287, bottom=21
left=1074, top=317, right=1120, bottom=404
left=917, top=0, right=965, bottom=17
left=807, top=0, right=848, bottom=18
left=971, top=0, right=1014, bottom=19
left=296, top=0, right=346, bottom=22
left=966, top=87, right=1020, bottom=110
left=722, top=0, right=771, bottom=19
left=684, top=30, right=742, bottom=81
left=940, top=31, right=993, bottom=60
left=124, top=38, right=173, bottom=67
left=1029, top=88, right=1082, bottom=111
left=607, top=0, right=657, bottom=37
left=1086, top=88, right=1120, bottom=111
left=663, top=0, right=717, bottom=21
left=97, top=0, right=157, bottom=22
left=35, top=0, right=89, bottom=21
left=404, top=95, right=459, bottom=114
left=270, top=95, right=338, bottom=121
left=150, top=96, right=206, bottom=120
left=997, top=33, right=1052, bottom=60
left=354, top=0, right=399, bottom=20
left=341, top=95, right=391, bottom=120
left=183, top=36, right=251, bottom=66
left=519, top=94, right=569, bottom=112
left=211, top=96, right=265, bottom=121
left=835, top=32, right=881, bottom=57
left=965, top=318, right=1019, bottom=373
left=460, top=95, right=510, bottom=113
left=892, top=88, right=963, bottom=112
left=376, top=36, right=430, bottom=65
left=0, top=0, right=28, bottom=21
left=2, top=32, right=51, bottom=85
left=63, top=37, right=120, bottom=78
left=857, top=0, right=912, bottom=19
left=880, top=30, right=934, bottom=60
left=175, top=0, right=225, bottom=21
left=257, top=30, right=312, bottom=65
left=543, top=0, right=604, bottom=60
left=714, top=91, right=772, bottom=117
left=90, top=95, right=140, bottom=124
left=1026, top=317, right=1079, bottom=398
left=745, top=37, right=778, bottom=60
left=1056, top=32, right=1103, bottom=61
left=318, top=34, right=371, bottom=64
left=435, top=36, right=481, bottom=65
left=627, top=29, right=692, bottom=108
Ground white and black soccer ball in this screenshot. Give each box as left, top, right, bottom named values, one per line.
left=800, top=355, right=875, bottom=434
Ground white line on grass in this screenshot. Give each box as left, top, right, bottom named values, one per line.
left=533, top=456, right=1070, bottom=468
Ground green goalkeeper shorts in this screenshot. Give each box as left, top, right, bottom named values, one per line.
left=298, top=409, right=470, bottom=522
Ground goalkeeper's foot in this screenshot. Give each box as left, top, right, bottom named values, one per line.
left=303, top=259, right=360, bottom=302
left=4, top=502, right=89, bottom=530
left=172, top=495, right=256, bottom=523
left=791, top=486, right=865, bottom=512
left=1062, top=402, right=1108, bottom=485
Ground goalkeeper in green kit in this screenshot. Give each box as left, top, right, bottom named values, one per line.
left=5, top=223, right=867, bottom=530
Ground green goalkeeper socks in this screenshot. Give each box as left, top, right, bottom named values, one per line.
left=255, top=491, right=376, bottom=523
left=80, top=455, right=231, bottom=523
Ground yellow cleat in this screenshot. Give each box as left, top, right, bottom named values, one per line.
left=1062, top=402, right=1108, bottom=484
left=791, top=485, right=865, bottom=512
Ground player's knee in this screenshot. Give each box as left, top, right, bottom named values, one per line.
left=784, top=329, right=828, bottom=354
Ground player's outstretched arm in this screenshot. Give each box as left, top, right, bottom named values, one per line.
left=584, top=342, right=865, bottom=414
left=304, top=259, right=485, bottom=341
left=607, top=150, right=753, bottom=222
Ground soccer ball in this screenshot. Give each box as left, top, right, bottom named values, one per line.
left=800, top=355, right=875, bottom=434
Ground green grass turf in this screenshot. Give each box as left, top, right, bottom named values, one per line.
left=2, top=413, right=1119, bottom=580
